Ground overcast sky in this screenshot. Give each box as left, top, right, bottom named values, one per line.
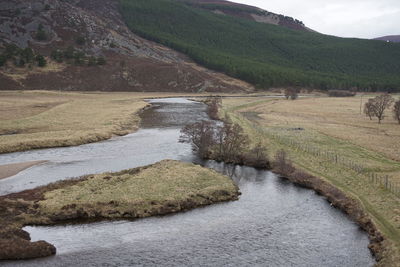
left=230, top=0, right=400, bottom=39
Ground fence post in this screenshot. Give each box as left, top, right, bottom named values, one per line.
left=385, top=175, right=389, bottom=189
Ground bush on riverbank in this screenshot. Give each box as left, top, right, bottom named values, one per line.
left=180, top=120, right=270, bottom=168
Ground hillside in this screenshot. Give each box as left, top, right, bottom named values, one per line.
left=0, top=0, right=252, bottom=92
left=178, top=0, right=312, bottom=32
left=119, top=0, right=400, bottom=91
left=374, top=35, right=400, bottom=43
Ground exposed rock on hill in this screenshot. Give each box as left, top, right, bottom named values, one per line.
left=180, top=0, right=312, bottom=32
left=0, top=0, right=253, bottom=92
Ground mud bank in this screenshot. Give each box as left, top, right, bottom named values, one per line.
left=0, top=160, right=239, bottom=260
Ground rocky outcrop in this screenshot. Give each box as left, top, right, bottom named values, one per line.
left=181, top=0, right=311, bottom=32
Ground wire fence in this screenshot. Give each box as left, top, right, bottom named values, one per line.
left=250, top=122, right=400, bottom=198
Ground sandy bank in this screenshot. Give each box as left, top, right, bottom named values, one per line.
left=0, top=161, right=47, bottom=180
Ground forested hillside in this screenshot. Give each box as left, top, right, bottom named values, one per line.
left=119, top=0, right=400, bottom=91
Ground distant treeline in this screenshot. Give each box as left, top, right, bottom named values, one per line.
left=119, top=0, right=400, bottom=92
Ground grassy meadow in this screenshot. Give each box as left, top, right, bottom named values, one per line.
left=0, top=91, right=150, bottom=153
left=220, top=94, right=400, bottom=266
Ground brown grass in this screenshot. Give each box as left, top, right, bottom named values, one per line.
left=1, top=91, right=205, bottom=153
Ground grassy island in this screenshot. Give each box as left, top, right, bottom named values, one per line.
left=0, top=160, right=239, bottom=260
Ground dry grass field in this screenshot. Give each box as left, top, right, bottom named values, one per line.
left=0, top=91, right=223, bottom=154
left=0, top=90, right=150, bottom=153
left=221, top=94, right=400, bottom=266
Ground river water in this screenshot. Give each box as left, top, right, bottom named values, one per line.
left=1, top=98, right=374, bottom=266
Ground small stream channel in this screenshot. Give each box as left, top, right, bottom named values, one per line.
left=0, top=98, right=374, bottom=266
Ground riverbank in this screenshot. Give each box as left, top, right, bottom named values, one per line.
left=0, top=91, right=283, bottom=154
left=0, top=160, right=240, bottom=260
left=218, top=96, right=400, bottom=266
left=0, top=91, right=152, bottom=154
left=0, top=161, right=47, bottom=180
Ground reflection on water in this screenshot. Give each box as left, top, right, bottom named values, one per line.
left=0, top=98, right=374, bottom=266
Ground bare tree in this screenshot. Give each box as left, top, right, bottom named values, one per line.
left=206, top=96, right=222, bottom=120
left=370, top=94, right=395, bottom=123
left=181, top=119, right=250, bottom=163
left=180, top=121, right=215, bottom=158
left=394, top=100, right=400, bottom=124
left=219, top=123, right=249, bottom=162
left=364, top=99, right=375, bottom=120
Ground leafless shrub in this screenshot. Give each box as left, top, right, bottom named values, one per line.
left=180, top=119, right=270, bottom=167
left=245, top=142, right=270, bottom=168
left=180, top=121, right=215, bottom=158
left=328, top=90, right=356, bottom=97
left=394, top=100, right=400, bottom=125
left=273, top=150, right=295, bottom=175
left=205, top=96, right=222, bottom=120
left=218, top=122, right=249, bottom=163
left=284, top=88, right=299, bottom=100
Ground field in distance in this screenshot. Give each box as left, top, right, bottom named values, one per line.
left=220, top=94, right=400, bottom=266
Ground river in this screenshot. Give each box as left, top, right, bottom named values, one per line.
left=0, top=98, right=374, bottom=266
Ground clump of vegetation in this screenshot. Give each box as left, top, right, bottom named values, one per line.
left=284, top=88, right=299, bottom=100
left=180, top=120, right=269, bottom=168
left=50, top=46, right=106, bottom=66
left=181, top=97, right=269, bottom=167
left=393, top=100, right=400, bottom=124
left=364, top=99, right=376, bottom=120
left=96, top=56, right=106, bottom=65
left=273, top=150, right=295, bottom=175
left=0, top=44, right=47, bottom=68
left=205, top=96, right=222, bottom=120
left=35, top=24, right=48, bottom=41
left=364, top=94, right=395, bottom=123
left=328, top=90, right=356, bottom=97
left=35, top=55, right=47, bottom=67
left=75, top=36, right=86, bottom=46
